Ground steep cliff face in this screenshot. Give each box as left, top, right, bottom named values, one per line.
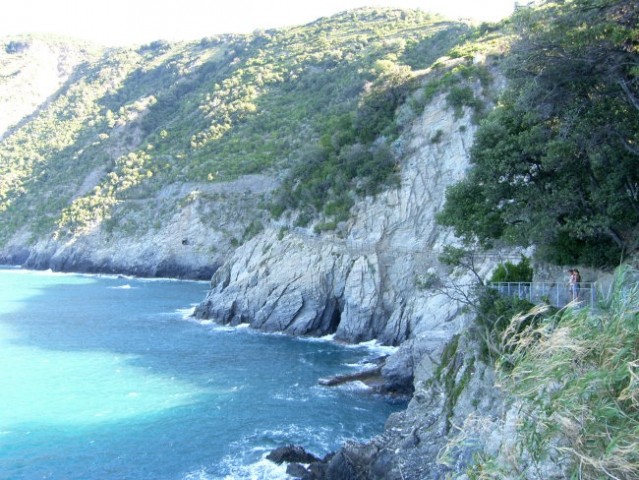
left=2, top=12, right=476, bottom=277
left=192, top=92, right=513, bottom=478
left=195, top=94, right=494, bottom=343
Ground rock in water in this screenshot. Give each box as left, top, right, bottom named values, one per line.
left=266, top=445, right=321, bottom=465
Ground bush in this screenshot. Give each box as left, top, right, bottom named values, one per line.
left=446, top=85, right=481, bottom=119
left=489, top=255, right=533, bottom=283
left=474, top=286, right=539, bottom=362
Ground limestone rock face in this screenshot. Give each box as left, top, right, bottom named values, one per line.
left=195, top=96, right=491, bottom=343
left=194, top=98, right=514, bottom=480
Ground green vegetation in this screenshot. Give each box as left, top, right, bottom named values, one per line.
left=474, top=265, right=639, bottom=479
left=489, top=255, right=533, bottom=283
left=437, top=248, right=542, bottom=361
left=0, top=8, right=499, bottom=244
left=438, top=0, right=639, bottom=268
left=433, top=333, right=477, bottom=432
left=473, top=255, right=541, bottom=361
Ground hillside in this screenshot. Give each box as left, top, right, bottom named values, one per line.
left=0, top=8, right=492, bottom=277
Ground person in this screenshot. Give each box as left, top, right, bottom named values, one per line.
left=568, top=269, right=575, bottom=301
left=569, top=268, right=581, bottom=301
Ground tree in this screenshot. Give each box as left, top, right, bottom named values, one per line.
left=438, top=0, right=639, bottom=267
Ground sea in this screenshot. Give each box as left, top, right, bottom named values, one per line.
left=0, top=266, right=404, bottom=480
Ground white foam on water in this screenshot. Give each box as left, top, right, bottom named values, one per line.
left=221, top=454, right=290, bottom=480
left=272, top=382, right=312, bottom=403
left=296, top=334, right=397, bottom=358
left=333, top=380, right=372, bottom=393
left=182, top=468, right=214, bottom=480
left=184, top=313, right=256, bottom=332
left=108, top=284, right=133, bottom=289
left=182, top=453, right=290, bottom=480
left=206, top=323, right=247, bottom=333
left=298, top=333, right=336, bottom=344
left=33, top=268, right=73, bottom=277
left=177, top=306, right=197, bottom=319
left=356, top=339, right=398, bottom=356
left=343, top=361, right=378, bottom=369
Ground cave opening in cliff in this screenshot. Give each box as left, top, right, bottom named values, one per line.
left=326, top=301, right=342, bottom=334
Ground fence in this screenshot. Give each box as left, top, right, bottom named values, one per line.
left=489, top=281, right=597, bottom=309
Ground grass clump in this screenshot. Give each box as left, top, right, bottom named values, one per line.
left=488, top=265, right=639, bottom=480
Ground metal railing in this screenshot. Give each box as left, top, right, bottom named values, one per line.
left=489, top=281, right=597, bottom=309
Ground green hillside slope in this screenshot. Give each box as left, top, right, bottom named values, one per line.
left=0, top=8, right=486, bottom=250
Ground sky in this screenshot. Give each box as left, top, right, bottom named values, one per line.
left=1, top=0, right=517, bottom=47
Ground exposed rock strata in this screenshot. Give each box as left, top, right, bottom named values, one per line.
left=268, top=333, right=506, bottom=480
left=194, top=96, right=492, bottom=343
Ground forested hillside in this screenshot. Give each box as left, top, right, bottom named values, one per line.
left=0, top=8, right=498, bottom=266
left=2, top=3, right=638, bottom=477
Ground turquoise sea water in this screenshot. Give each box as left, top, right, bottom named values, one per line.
left=0, top=267, right=403, bottom=479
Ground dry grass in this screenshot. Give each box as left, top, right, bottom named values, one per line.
left=480, top=265, right=639, bottom=480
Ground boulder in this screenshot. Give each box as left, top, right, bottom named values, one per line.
left=266, top=445, right=321, bottom=465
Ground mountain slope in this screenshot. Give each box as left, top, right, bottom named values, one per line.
left=0, top=8, right=481, bottom=277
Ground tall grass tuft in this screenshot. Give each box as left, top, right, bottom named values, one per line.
left=496, top=265, right=639, bottom=480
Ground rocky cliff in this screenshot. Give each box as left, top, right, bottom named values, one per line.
left=194, top=93, right=517, bottom=477
left=2, top=35, right=516, bottom=478
left=194, top=93, right=493, bottom=341
left=2, top=174, right=277, bottom=279
left=2, top=12, right=477, bottom=280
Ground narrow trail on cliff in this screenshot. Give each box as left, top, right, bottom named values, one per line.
left=287, top=229, right=523, bottom=267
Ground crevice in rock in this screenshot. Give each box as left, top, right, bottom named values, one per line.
left=327, top=299, right=342, bottom=334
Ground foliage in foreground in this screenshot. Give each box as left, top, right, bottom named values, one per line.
left=477, top=265, right=639, bottom=479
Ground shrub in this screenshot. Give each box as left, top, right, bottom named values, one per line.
left=489, top=255, right=533, bottom=283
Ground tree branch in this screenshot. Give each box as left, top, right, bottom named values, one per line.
left=619, top=79, right=639, bottom=113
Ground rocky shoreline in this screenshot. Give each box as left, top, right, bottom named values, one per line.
left=264, top=329, right=503, bottom=480
left=0, top=246, right=218, bottom=280
left=187, top=95, right=509, bottom=479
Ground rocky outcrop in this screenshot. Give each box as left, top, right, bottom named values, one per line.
left=267, top=445, right=322, bottom=465
left=195, top=93, right=518, bottom=477
left=270, top=331, right=505, bottom=480
left=194, top=94, right=496, bottom=341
